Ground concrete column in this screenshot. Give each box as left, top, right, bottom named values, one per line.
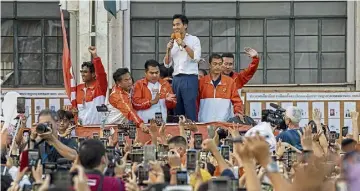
left=123, top=4, right=131, bottom=70
left=109, top=10, right=124, bottom=87
left=347, top=1, right=355, bottom=85
left=78, top=0, right=91, bottom=84
left=95, top=0, right=109, bottom=85
left=356, top=1, right=360, bottom=90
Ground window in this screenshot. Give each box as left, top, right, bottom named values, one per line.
left=130, top=1, right=347, bottom=84
left=1, top=2, right=69, bottom=87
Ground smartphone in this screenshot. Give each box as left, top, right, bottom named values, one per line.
left=137, top=165, right=149, bottom=186
left=23, top=129, right=30, bottom=145
left=309, top=120, right=317, bottom=134
left=185, top=130, right=191, bottom=143
left=28, top=149, right=39, bottom=167
left=50, top=170, right=73, bottom=188
left=103, top=129, right=111, bottom=138
left=199, top=151, right=207, bottom=169
left=131, top=147, right=144, bottom=163
left=221, top=145, right=230, bottom=161
left=128, top=123, right=137, bottom=140
left=329, top=131, right=337, bottom=143
left=224, top=138, right=233, bottom=152
left=96, top=104, right=108, bottom=112
left=106, top=146, right=115, bottom=161
left=342, top=126, right=349, bottom=137
left=261, top=183, right=274, bottom=191
left=10, top=154, right=20, bottom=166
left=194, top=133, right=203, bottom=150
left=176, top=171, right=188, bottom=185
left=17, top=97, right=26, bottom=114
left=144, top=145, right=156, bottom=164
left=209, top=178, right=230, bottom=191
left=186, top=149, right=197, bottom=171
left=157, top=144, right=169, bottom=161
left=118, top=132, right=125, bottom=146
left=155, top=112, right=163, bottom=125
left=335, top=179, right=348, bottom=191
left=207, top=125, right=216, bottom=138
left=93, top=133, right=99, bottom=140
left=100, top=138, right=108, bottom=147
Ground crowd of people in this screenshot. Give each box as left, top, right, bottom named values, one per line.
left=1, top=14, right=359, bottom=191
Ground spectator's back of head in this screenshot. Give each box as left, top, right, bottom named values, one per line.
left=167, top=136, right=187, bottom=149
left=285, top=106, right=302, bottom=124
left=79, top=139, right=106, bottom=169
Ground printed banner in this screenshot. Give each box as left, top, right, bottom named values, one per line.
left=1, top=90, right=67, bottom=98
left=246, top=92, right=360, bottom=101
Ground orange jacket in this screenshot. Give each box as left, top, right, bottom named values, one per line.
left=76, top=57, right=108, bottom=125
left=132, top=78, right=176, bottom=110
left=231, top=57, right=259, bottom=89
left=198, top=74, right=244, bottom=122
left=109, top=86, right=143, bottom=126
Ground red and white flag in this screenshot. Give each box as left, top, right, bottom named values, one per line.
left=60, top=8, right=77, bottom=109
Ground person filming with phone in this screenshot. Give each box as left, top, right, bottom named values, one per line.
left=29, top=109, right=78, bottom=162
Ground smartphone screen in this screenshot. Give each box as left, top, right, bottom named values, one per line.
left=103, top=129, right=111, bottom=138
left=221, top=145, right=230, bottom=161
left=209, top=179, right=230, bottom=191
left=51, top=171, right=73, bottom=188
left=17, top=97, right=26, bottom=114
left=186, top=150, right=197, bottom=171
left=129, top=123, right=137, bottom=140
left=10, top=155, right=19, bottom=166
left=194, top=134, right=202, bottom=150
left=185, top=130, right=191, bottom=143
left=144, top=145, right=156, bottom=164
left=106, top=146, right=115, bottom=161
left=100, top=138, right=108, bottom=147
left=137, top=165, right=149, bottom=186
left=118, top=132, right=125, bottom=146
left=28, top=149, right=39, bottom=167
left=329, top=131, right=337, bottom=143
left=155, top=112, right=163, bottom=125
left=176, top=171, right=188, bottom=185
left=93, top=133, right=99, bottom=140
left=224, top=138, right=233, bottom=152
left=342, top=127, right=349, bottom=137
left=308, top=120, right=317, bottom=134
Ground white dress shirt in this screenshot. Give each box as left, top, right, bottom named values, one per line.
left=163, top=33, right=201, bottom=76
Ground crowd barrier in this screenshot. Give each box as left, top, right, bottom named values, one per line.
left=75, top=122, right=252, bottom=144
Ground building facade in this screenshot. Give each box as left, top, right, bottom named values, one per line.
left=1, top=0, right=360, bottom=91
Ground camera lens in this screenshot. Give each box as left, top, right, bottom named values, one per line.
left=36, top=123, right=48, bottom=134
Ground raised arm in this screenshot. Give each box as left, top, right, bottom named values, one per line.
left=88, top=46, right=108, bottom=95
left=236, top=48, right=259, bottom=89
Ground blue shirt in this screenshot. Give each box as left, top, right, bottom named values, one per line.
left=276, top=128, right=303, bottom=151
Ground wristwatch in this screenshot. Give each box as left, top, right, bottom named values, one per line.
left=265, top=161, right=280, bottom=173
left=183, top=44, right=187, bottom=49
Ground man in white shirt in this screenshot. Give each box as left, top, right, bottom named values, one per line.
left=163, top=14, right=201, bottom=121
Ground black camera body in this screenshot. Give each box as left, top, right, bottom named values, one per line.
left=36, top=123, right=52, bottom=134
left=262, top=103, right=287, bottom=130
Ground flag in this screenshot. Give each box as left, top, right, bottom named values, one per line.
left=104, top=0, right=118, bottom=18
left=60, top=8, right=77, bottom=109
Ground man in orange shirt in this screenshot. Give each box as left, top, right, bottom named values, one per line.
left=76, top=46, right=108, bottom=125
left=132, top=60, right=176, bottom=123
left=108, top=68, right=148, bottom=133
left=198, top=54, right=244, bottom=122
left=222, top=47, right=259, bottom=89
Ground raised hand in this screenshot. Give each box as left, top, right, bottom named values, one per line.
left=88, top=46, right=98, bottom=57
left=244, top=47, right=258, bottom=58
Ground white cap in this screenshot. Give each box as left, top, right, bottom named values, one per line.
left=285, top=106, right=302, bottom=124
left=245, top=122, right=276, bottom=153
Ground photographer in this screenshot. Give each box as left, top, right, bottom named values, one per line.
left=276, top=106, right=303, bottom=151
left=30, top=109, right=77, bottom=162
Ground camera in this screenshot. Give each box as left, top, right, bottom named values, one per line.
left=262, top=103, right=287, bottom=130
left=36, top=123, right=52, bottom=134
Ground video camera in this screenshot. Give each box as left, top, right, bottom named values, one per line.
left=262, top=103, right=287, bottom=130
